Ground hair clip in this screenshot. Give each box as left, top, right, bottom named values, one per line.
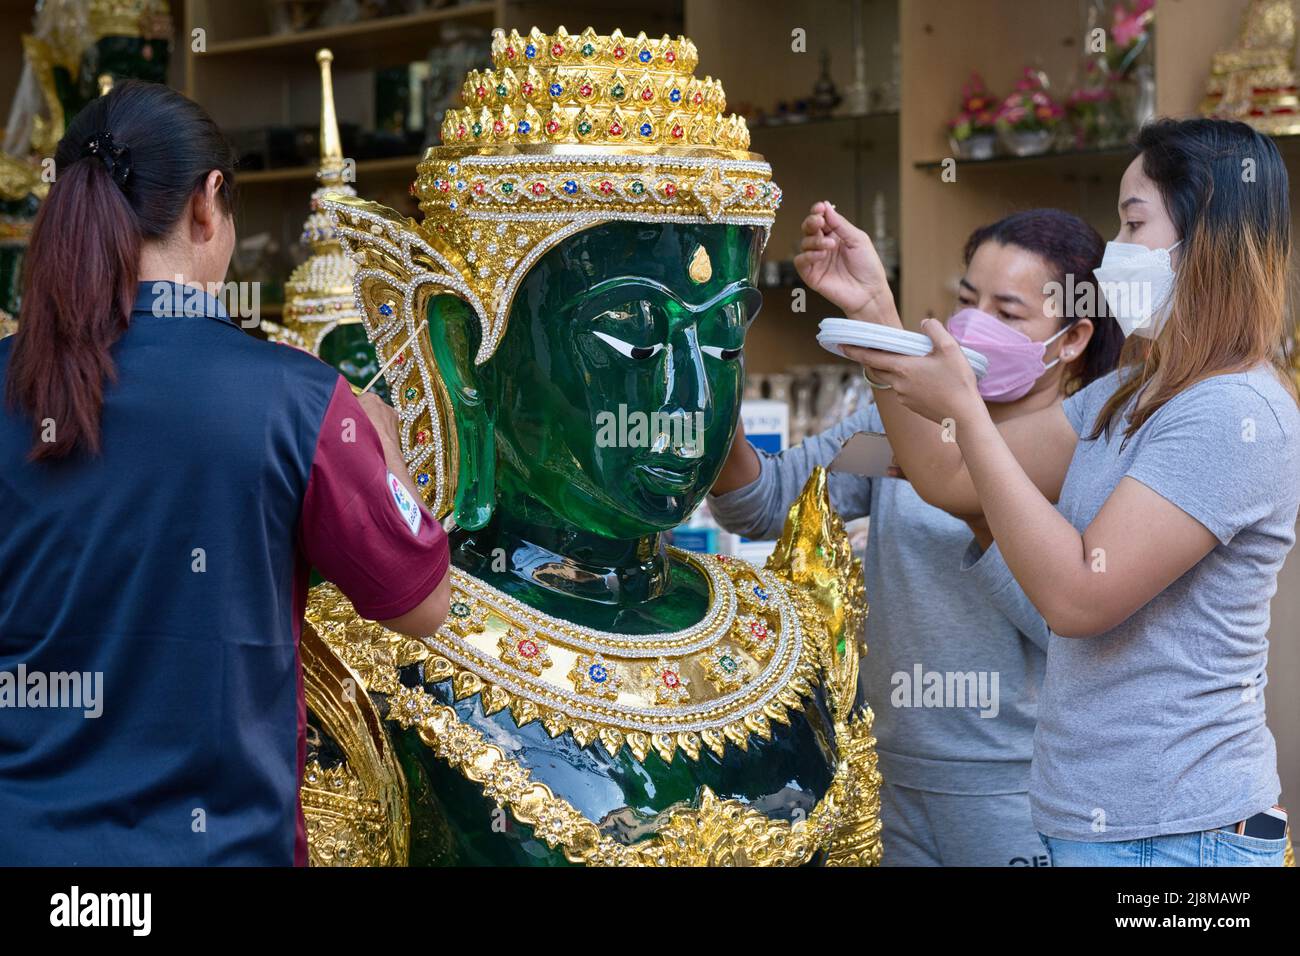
left=82, top=131, right=132, bottom=189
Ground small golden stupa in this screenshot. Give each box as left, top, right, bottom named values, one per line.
left=1200, top=0, right=1300, bottom=135
left=267, top=48, right=364, bottom=352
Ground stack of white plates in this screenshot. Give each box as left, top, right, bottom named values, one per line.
left=816, top=317, right=990, bottom=380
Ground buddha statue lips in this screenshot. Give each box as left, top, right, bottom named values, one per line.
left=302, top=27, right=882, bottom=867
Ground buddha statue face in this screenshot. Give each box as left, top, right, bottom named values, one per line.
left=428, top=220, right=763, bottom=539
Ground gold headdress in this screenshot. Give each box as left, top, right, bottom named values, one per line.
left=322, top=26, right=781, bottom=516
left=268, top=49, right=364, bottom=352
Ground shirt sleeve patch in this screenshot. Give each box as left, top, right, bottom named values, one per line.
left=387, top=472, right=422, bottom=536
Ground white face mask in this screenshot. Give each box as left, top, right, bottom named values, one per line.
left=1094, top=239, right=1181, bottom=339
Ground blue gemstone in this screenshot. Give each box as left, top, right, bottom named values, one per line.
left=517, top=120, right=531, bottom=133
left=416, top=473, right=430, bottom=486
left=448, top=200, right=457, bottom=210
left=589, top=664, right=606, bottom=682
left=638, top=50, right=651, bottom=62
left=753, top=585, right=769, bottom=601
left=378, top=303, right=394, bottom=316
left=669, top=89, right=681, bottom=103
left=525, top=43, right=536, bottom=58
left=562, top=180, right=578, bottom=194
left=549, top=83, right=563, bottom=96
left=639, top=123, right=652, bottom=136
left=448, top=163, right=457, bottom=174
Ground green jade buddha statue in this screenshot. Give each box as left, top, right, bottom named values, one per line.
left=301, top=26, right=881, bottom=867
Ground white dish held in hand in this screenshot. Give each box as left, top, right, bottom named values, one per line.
left=816, top=317, right=990, bottom=379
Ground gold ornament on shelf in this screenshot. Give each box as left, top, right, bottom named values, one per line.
left=267, top=49, right=365, bottom=353
left=1200, top=0, right=1300, bottom=135
left=322, top=26, right=781, bottom=517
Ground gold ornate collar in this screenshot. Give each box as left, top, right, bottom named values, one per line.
left=310, top=549, right=824, bottom=763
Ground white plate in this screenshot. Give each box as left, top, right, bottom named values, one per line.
left=816, top=317, right=990, bottom=379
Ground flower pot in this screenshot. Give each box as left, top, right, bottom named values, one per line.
left=950, top=132, right=997, bottom=161
left=999, top=128, right=1054, bottom=157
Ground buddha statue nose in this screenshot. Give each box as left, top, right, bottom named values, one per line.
left=653, top=326, right=709, bottom=459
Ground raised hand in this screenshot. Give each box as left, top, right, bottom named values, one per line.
left=794, top=201, right=900, bottom=328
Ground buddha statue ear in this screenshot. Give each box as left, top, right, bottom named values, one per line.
left=426, top=294, right=495, bottom=530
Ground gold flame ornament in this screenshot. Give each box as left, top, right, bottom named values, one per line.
left=268, top=48, right=365, bottom=353
left=321, top=26, right=781, bottom=517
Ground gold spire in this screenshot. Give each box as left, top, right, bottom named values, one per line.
left=316, top=48, right=346, bottom=187
left=267, top=47, right=364, bottom=353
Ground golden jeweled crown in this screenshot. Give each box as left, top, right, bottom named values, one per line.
left=321, top=27, right=780, bottom=515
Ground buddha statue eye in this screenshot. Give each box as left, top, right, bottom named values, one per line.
left=701, top=345, right=743, bottom=361
left=591, top=329, right=665, bottom=360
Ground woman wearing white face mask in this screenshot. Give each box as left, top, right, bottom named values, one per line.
left=824, top=118, right=1299, bottom=866
left=710, top=208, right=1122, bottom=866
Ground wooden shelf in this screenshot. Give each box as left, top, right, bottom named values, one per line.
left=913, top=143, right=1134, bottom=171
left=237, top=155, right=424, bottom=185
left=750, top=110, right=899, bottom=132
left=200, top=2, right=499, bottom=67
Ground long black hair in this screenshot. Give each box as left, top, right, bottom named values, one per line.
left=6, top=80, right=237, bottom=460
left=963, top=207, right=1123, bottom=391
left=1090, top=118, right=1295, bottom=440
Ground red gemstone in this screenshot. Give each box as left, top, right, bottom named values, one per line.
left=750, top=621, right=768, bottom=639
left=518, top=639, right=538, bottom=658
left=579, top=83, right=593, bottom=97
left=666, top=50, right=677, bottom=63
left=531, top=181, right=546, bottom=195
left=609, top=123, right=623, bottom=136
left=551, top=42, right=564, bottom=57
left=493, top=120, right=505, bottom=133
left=663, top=182, right=677, bottom=197
left=475, top=85, right=486, bottom=99
left=456, top=124, right=467, bottom=139
left=395, top=354, right=406, bottom=364
left=439, top=180, right=451, bottom=192
left=599, top=180, right=613, bottom=194
left=641, top=88, right=653, bottom=101
left=671, top=124, right=684, bottom=139
left=522, top=82, right=534, bottom=96
left=416, top=430, right=428, bottom=444
left=662, top=670, right=679, bottom=688
left=472, top=181, right=486, bottom=195
left=613, top=45, right=626, bottom=58
left=692, top=92, right=703, bottom=104
left=505, top=47, right=516, bottom=59
left=545, top=119, right=560, bottom=133
left=744, top=183, right=757, bottom=198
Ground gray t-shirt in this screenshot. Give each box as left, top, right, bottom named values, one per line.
left=1030, top=367, right=1300, bottom=841
left=709, top=405, right=1047, bottom=795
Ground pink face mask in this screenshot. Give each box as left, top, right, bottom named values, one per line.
left=946, top=307, right=1072, bottom=403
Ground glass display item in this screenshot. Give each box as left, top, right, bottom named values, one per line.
left=302, top=26, right=882, bottom=867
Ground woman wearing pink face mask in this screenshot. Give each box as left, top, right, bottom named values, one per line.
left=709, top=208, right=1122, bottom=866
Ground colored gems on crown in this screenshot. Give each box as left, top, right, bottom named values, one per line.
left=321, top=26, right=781, bottom=517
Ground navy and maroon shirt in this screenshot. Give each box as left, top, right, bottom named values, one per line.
left=0, top=281, right=448, bottom=865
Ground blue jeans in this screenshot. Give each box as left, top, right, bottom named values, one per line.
left=1040, top=829, right=1286, bottom=867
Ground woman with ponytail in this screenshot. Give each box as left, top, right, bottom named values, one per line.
left=0, top=82, right=451, bottom=865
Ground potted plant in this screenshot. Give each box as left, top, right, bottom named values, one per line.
left=996, top=68, right=1064, bottom=156
left=947, top=72, right=999, bottom=160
